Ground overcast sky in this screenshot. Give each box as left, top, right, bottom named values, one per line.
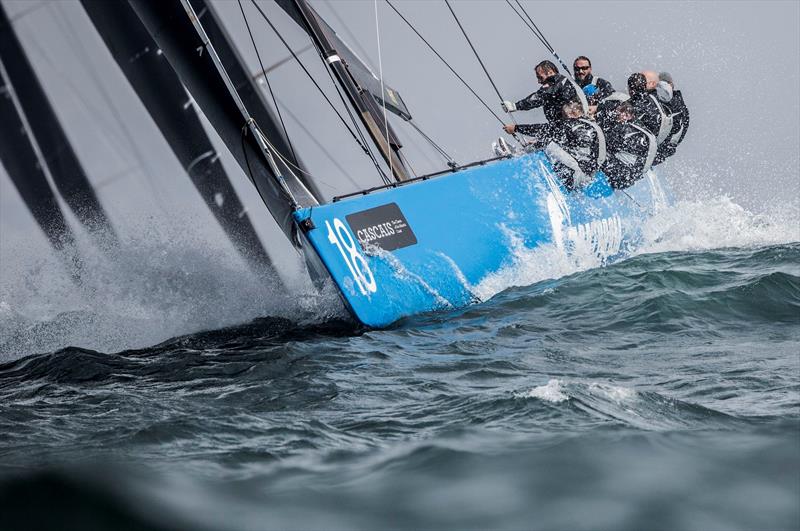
left=1, top=0, right=798, bottom=279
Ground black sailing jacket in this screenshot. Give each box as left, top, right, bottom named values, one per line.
left=515, top=74, right=582, bottom=122
left=654, top=90, right=690, bottom=165
left=601, top=121, right=657, bottom=189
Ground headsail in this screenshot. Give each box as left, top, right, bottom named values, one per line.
left=129, top=0, right=314, bottom=247
left=80, top=0, right=280, bottom=278
left=0, top=4, right=117, bottom=247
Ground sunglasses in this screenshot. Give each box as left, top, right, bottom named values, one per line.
left=574, top=66, right=591, bottom=71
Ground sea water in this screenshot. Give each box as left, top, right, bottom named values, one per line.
left=0, top=196, right=798, bottom=530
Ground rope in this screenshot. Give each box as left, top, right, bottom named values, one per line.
left=443, top=0, right=505, bottom=106
left=246, top=0, right=389, bottom=184
left=508, top=0, right=573, bottom=79
left=373, top=0, right=393, bottom=180
left=384, top=0, right=504, bottom=126
left=443, top=0, right=527, bottom=145
left=406, top=119, right=457, bottom=168
left=237, top=0, right=298, bottom=164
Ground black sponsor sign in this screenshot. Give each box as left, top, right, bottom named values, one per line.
left=346, top=202, right=417, bottom=252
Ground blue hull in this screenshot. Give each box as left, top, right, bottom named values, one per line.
left=293, top=151, right=670, bottom=328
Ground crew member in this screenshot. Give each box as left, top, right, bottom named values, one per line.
left=601, top=102, right=657, bottom=189
left=629, top=71, right=673, bottom=145
left=504, top=101, right=605, bottom=189
left=653, top=71, right=690, bottom=165
left=595, top=91, right=630, bottom=131
left=573, top=56, right=615, bottom=106
left=501, top=60, right=587, bottom=123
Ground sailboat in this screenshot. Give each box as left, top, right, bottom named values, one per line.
left=129, top=0, right=670, bottom=328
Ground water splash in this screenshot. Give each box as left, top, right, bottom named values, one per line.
left=516, top=379, right=569, bottom=403
left=0, top=215, right=346, bottom=360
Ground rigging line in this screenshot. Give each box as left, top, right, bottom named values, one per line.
left=443, top=0, right=527, bottom=145
left=323, top=0, right=376, bottom=72
left=397, top=147, right=418, bottom=179
left=321, top=59, right=391, bottom=185
left=272, top=97, right=360, bottom=190
left=383, top=0, right=504, bottom=126
left=246, top=0, right=388, bottom=183
left=237, top=0, right=298, bottom=165
left=405, top=119, right=456, bottom=167
left=443, top=0, right=505, bottom=106
left=504, top=0, right=551, bottom=53
left=514, top=0, right=555, bottom=51
left=373, top=0, right=393, bottom=181
left=251, top=44, right=313, bottom=79
left=512, top=0, right=572, bottom=76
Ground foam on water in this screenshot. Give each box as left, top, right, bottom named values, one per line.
left=517, top=379, right=569, bottom=403
left=472, top=193, right=799, bottom=304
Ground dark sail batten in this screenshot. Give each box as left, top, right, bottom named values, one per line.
left=0, top=57, right=82, bottom=278
left=80, top=0, right=280, bottom=279
left=128, top=0, right=306, bottom=247
left=0, top=3, right=117, bottom=247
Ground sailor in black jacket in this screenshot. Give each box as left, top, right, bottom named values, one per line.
left=573, top=56, right=615, bottom=106
left=653, top=72, right=689, bottom=165
left=628, top=72, right=673, bottom=145
left=504, top=101, right=605, bottom=189
left=502, top=60, right=587, bottom=123
left=600, top=102, right=657, bottom=189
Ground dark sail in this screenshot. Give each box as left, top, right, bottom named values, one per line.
left=190, top=0, right=323, bottom=204
left=129, top=0, right=311, bottom=247
left=0, top=3, right=117, bottom=247
left=0, top=58, right=81, bottom=277
left=80, top=0, right=278, bottom=277
left=274, top=0, right=410, bottom=182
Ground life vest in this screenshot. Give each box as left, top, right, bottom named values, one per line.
left=545, top=141, right=590, bottom=187
left=628, top=122, right=657, bottom=173
left=579, top=118, right=607, bottom=167
left=565, top=76, right=589, bottom=117
left=649, top=93, right=674, bottom=145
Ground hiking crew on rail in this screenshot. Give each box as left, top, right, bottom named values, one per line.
left=502, top=56, right=689, bottom=190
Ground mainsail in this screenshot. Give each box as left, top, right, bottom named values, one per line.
left=80, top=0, right=278, bottom=277
left=0, top=55, right=77, bottom=262
left=0, top=3, right=117, bottom=247
left=129, top=0, right=315, bottom=247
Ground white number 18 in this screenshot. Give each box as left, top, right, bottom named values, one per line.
left=326, top=218, right=377, bottom=295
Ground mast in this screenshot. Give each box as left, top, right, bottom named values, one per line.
left=80, top=0, right=279, bottom=277
left=0, top=3, right=117, bottom=248
left=129, top=0, right=318, bottom=249
left=0, top=57, right=82, bottom=278
left=277, top=0, right=411, bottom=182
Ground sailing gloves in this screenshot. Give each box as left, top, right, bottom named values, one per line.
left=501, top=100, right=517, bottom=113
